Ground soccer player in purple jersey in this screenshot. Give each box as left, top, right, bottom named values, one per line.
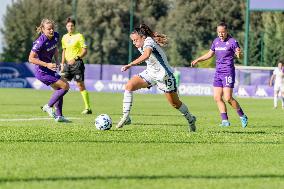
left=191, top=22, right=248, bottom=128
left=28, top=18, right=70, bottom=122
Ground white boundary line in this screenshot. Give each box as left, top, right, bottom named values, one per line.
left=0, top=117, right=81, bottom=122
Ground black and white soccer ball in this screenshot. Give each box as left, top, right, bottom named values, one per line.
left=95, top=114, right=112, bottom=130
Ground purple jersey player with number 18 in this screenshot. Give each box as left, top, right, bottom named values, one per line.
left=28, top=18, right=70, bottom=122
left=191, top=22, right=248, bottom=128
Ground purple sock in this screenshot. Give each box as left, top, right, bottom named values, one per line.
left=237, top=108, right=244, bottom=117
left=48, top=88, right=68, bottom=107
left=54, top=97, right=63, bottom=116
left=220, top=113, right=228, bottom=120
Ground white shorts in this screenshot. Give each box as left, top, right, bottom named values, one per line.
left=138, top=70, right=177, bottom=93
left=274, top=84, right=284, bottom=92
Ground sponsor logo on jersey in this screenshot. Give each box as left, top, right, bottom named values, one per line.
left=32, top=44, right=38, bottom=50
left=215, top=47, right=227, bottom=51
left=46, top=44, right=56, bottom=52
left=67, top=39, right=73, bottom=44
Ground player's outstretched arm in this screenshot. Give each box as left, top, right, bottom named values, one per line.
left=191, top=50, right=214, bottom=67
left=121, top=48, right=152, bottom=72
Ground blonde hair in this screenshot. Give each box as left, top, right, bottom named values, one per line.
left=36, top=18, right=55, bottom=34
left=132, top=24, right=168, bottom=47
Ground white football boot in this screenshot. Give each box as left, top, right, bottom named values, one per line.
left=41, top=104, right=56, bottom=118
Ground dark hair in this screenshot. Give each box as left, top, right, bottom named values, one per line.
left=217, top=22, right=228, bottom=29
left=66, top=17, right=76, bottom=26
left=131, top=23, right=168, bottom=47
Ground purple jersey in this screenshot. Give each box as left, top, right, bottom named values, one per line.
left=210, top=35, right=239, bottom=73
left=31, top=32, right=59, bottom=73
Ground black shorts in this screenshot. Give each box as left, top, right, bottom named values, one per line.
left=63, top=59, right=85, bottom=82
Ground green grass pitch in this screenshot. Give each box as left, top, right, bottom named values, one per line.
left=0, top=88, right=283, bottom=189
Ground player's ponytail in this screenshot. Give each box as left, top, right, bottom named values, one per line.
left=132, top=24, right=168, bottom=47
left=152, top=32, right=168, bottom=47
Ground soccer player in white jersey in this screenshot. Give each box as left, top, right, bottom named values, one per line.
left=116, top=24, right=197, bottom=132
left=269, top=61, right=284, bottom=109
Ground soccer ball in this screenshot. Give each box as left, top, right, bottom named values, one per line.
left=95, top=114, right=112, bottom=130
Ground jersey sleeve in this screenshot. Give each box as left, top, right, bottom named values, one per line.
left=143, top=37, right=154, bottom=50
left=232, top=39, right=240, bottom=52
left=79, top=34, right=87, bottom=48
left=31, top=39, right=43, bottom=54
left=210, top=41, right=215, bottom=52
left=273, top=69, right=277, bottom=75
left=61, top=35, right=66, bottom=49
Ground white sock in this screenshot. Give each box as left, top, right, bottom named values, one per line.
left=274, top=95, right=278, bottom=108
left=178, top=103, right=193, bottom=122
left=122, top=90, right=133, bottom=118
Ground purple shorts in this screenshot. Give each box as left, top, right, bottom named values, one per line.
left=213, top=72, right=235, bottom=88
left=35, top=71, right=61, bottom=86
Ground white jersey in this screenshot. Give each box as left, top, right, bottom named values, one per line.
left=137, top=37, right=177, bottom=92
left=273, top=68, right=284, bottom=86
left=138, top=37, right=173, bottom=80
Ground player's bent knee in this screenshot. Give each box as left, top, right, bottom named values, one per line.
left=77, top=85, right=85, bottom=91
left=214, top=96, right=222, bottom=102
left=224, top=97, right=233, bottom=103
left=125, top=83, right=135, bottom=91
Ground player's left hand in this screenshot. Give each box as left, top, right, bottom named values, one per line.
left=235, top=48, right=242, bottom=59
left=47, top=63, right=58, bottom=71
left=191, top=60, right=198, bottom=67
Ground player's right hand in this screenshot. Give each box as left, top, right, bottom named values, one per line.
left=47, top=63, right=57, bottom=71
left=121, top=64, right=131, bottom=72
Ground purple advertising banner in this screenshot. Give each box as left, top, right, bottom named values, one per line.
left=179, top=67, right=215, bottom=84
left=236, top=69, right=272, bottom=86
left=101, top=65, right=129, bottom=81
left=0, top=62, right=34, bottom=88
left=0, top=62, right=277, bottom=98
left=84, top=64, right=102, bottom=80
left=250, top=0, right=284, bottom=10
left=178, top=83, right=213, bottom=96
